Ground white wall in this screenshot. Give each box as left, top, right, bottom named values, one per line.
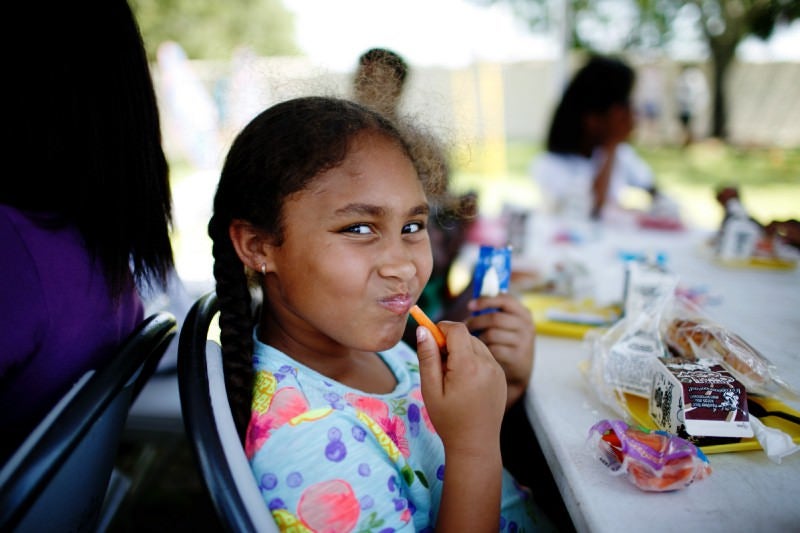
left=157, top=55, right=800, bottom=165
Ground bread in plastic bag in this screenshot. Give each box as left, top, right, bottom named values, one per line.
left=660, top=296, right=800, bottom=403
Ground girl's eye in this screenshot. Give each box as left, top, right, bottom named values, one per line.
left=343, top=223, right=374, bottom=235
left=403, top=221, right=424, bottom=234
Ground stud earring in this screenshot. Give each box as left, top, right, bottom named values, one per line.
left=261, top=263, right=266, bottom=275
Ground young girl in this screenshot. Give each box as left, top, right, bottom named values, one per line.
left=209, top=96, right=548, bottom=531
left=531, top=55, right=658, bottom=220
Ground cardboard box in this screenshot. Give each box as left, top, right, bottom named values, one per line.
left=605, top=328, right=666, bottom=397
left=649, top=358, right=753, bottom=439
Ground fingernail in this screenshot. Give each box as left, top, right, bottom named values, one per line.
left=416, top=326, right=429, bottom=343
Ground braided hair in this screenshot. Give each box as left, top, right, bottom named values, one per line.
left=209, top=96, right=446, bottom=440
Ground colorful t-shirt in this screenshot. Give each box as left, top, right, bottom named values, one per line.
left=247, top=338, right=541, bottom=532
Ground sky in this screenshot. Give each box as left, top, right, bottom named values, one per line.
left=282, top=0, right=563, bottom=71
left=283, top=0, right=800, bottom=71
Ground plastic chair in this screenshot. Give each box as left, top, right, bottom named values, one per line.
left=0, top=311, right=177, bottom=533
left=178, top=291, right=279, bottom=533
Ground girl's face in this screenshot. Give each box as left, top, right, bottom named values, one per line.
left=261, top=132, right=433, bottom=356
left=586, top=103, right=635, bottom=148
left=603, top=103, right=635, bottom=144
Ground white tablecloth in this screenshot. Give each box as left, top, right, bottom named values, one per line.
left=521, top=216, right=800, bottom=533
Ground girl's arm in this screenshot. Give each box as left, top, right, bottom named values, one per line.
left=591, top=145, right=616, bottom=219
left=415, top=322, right=507, bottom=532
left=591, top=104, right=634, bottom=218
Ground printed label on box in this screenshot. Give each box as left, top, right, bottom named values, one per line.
left=650, top=358, right=752, bottom=439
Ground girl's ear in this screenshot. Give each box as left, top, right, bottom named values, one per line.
left=229, top=220, right=276, bottom=273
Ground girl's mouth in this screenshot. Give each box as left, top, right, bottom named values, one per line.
left=379, top=294, right=413, bottom=315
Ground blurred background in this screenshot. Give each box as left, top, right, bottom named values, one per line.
left=128, top=0, right=800, bottom=290
left=113, top=1, right=798, bottom=529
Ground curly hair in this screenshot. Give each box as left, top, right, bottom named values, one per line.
left=358, top=48, right=409, bottom=84
left=209, top=96, right=446, bottom=440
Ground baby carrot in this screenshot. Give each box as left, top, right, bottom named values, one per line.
left=409, top=305, right=447, bottom=350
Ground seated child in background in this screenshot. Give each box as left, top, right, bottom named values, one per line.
left=531, top=54, right=660, bottom=220
left=207, top=96, right=555, bottom=531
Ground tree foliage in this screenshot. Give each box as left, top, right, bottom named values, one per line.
left=130, top=0, right=299, bottom=61
left=473, top=0, right=799, bottom=140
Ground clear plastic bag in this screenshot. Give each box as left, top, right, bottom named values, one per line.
left=659, top=296, right=800, bottom=402
left=586, top=281, right=800, bottom=424
left=584, top=263, right=678, bottom=420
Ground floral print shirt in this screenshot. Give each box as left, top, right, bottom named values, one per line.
left=246, top=338, right=540, bottom=532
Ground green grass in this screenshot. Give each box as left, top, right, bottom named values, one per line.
left=449, top=141, right=800, bottom=230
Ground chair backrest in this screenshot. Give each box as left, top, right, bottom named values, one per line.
left=177, top=291, right=279, bottom=533
left=0, top=311, right=177, bottom=533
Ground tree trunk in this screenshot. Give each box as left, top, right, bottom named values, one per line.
left=708, top=38, right=735, bottom=140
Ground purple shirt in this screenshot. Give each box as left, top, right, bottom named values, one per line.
left=0, top=205, right=143, bottom=451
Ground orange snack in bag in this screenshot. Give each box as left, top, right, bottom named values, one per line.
left=590, top=419, right=711, bottom=492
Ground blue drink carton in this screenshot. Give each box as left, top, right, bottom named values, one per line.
left=472, top=245, right=512, bottom=315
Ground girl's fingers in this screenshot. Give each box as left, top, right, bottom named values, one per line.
left=416, top=326, right=444, bottom=396
left=410, top=305, right=447, bottom=350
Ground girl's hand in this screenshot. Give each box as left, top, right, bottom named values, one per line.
left=416, top=321, right=505, bottom=533
left=766, top=219, right=800, bottom=248
left=466, top=293, right=535, bottom=408
left=415, top=321, right=506, bottom=451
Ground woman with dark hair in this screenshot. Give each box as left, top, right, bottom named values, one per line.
left=532, top=55, right=658, bottom=219
left=0, top=0, right=175, bottom=458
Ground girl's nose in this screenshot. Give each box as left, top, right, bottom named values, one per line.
left=377, top=242, right=417, bottom=281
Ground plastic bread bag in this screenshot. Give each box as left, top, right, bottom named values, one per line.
left=588, top=419, right=711, bottom=492
left=749, top=416, right=800, bottom=464
left=659, top=293, right=800, bottom=403
left=584, top=264, right=679, bottom=420
left=584, top=320, right=643, bottom=421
